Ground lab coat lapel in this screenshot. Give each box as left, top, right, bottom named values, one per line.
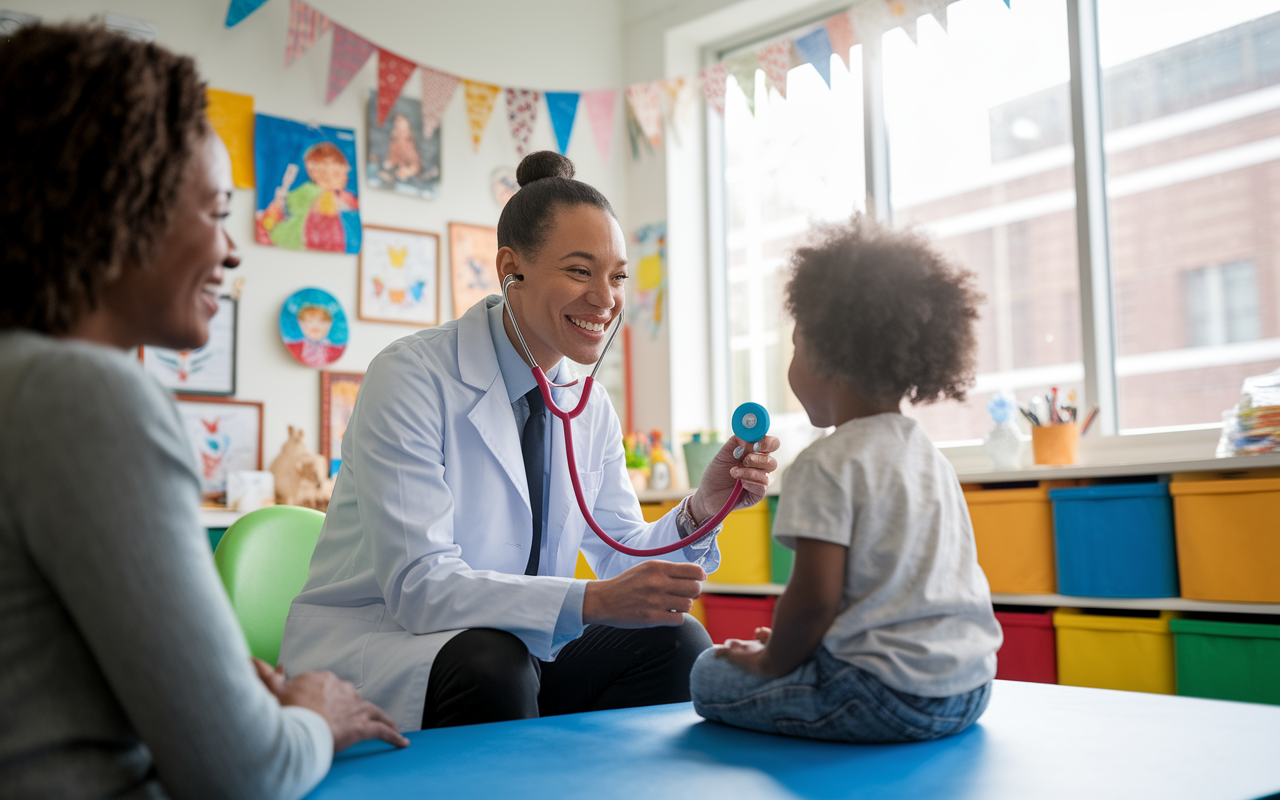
left=458, top=299, right=530, bottom=512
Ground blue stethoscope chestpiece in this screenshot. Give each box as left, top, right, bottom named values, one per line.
left=732, top=402, right=770, bottom=443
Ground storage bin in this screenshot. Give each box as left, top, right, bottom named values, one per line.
left=1171, top=618, right=1280, bottom=705
left=994, top=610, right=1057, bottom=684
left=1049, top=483, right=1178, bottom=598
left=574, top=500, right=681, bottom=580
left=767, top=496, right=793, bottom=585
left=701, top=594, right=775, bottom=644
left=1169, top=478, right=1280, bottom=602
left=706, top=502, right=772, bottom=585
left=1054, top=609, right=1176, bottom=694
left=964, top=485, right=1056, bottom=594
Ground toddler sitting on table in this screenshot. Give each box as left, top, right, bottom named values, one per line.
left=690, top=215, right=1002, bottom=743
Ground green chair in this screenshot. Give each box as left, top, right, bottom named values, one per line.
left=213, top=505, right=324, bottom=666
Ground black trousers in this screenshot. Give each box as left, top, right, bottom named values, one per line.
left=421, top=616, right=712, bottom=729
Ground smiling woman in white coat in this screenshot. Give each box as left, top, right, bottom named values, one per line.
left=280, top=151, right=780, bottom=731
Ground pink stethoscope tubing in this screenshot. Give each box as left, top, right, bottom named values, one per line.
left=532, top=368, right=745, bottom=557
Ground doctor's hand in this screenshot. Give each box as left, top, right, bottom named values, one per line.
left=582, top=561, right=706, bottom=628
left=689, top=434, right=781, bottom=524
left=252, top=657, right=410, bottom=753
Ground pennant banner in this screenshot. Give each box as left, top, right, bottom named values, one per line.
left=420, top=66, right=459, bottom=140
left=225, top=0, right=270, bottom=28
left=824, top=12, right=858, bottom=71
left=756, top=42, right=793, bottom=99
left=545, top=92, right=580, bottom=155
left=377, top=49, right=417, bottom=126
left=625, top=81, right=663, bottom=149
left=724, top=52, right=761, bottom=115
left=661, top=77, right=693, bottom=145
left=326, top=26, right=375, bottom=103
left=464, top=80, right=501, bottom=151
left=284, top=0, right=330, bottom=67
left=581, top=89, right=616, bottom=162
left=506, top=88, right=540, bottom=157
left=794, top=26, right=835, bottom=88
left=700, top=62, right=729, bottom=116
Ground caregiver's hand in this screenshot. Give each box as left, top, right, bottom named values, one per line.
left=689, top=434, right=781, bottom=524
left=582, top=561, right=706, bottom=628
left=253, top=657, right=410, bottom=753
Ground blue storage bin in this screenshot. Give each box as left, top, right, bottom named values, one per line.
left=1048, top=483, right=1178, bottom=598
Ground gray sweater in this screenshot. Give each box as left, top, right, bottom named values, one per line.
left=0, top=331, right=331, bottom=799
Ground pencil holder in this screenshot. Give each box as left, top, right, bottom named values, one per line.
left=1031, top=423, right=1079, bottom=466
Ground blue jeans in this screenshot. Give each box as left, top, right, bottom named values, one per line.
left=690, top=645, right=991, bottom=744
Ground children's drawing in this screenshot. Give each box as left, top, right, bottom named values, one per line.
left=280, top=287, right=349, bottom=368
left=142, top=297, right=237, bottom=395
left=629, top=221, right=667, bottom=339
left=359, top=225, right=440, bottom=326
left=449, top=222, right=500, bottom=318
left=366, top=90, right=441, bottom=199
left=175, top=396, right=263, bottom=506
left=254, top=114, right=361, bottom=254
left=320, top=371, right=364, bottom=477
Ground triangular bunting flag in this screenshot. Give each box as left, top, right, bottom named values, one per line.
left=420, top=66, right=459, bottom=140
left=924, top=0, right=950, bottom=32
left=793, top=26, right=834, bottom=88
left=326, top=26, right=375, bottom=103
left=699, top=62, right=729, bottom=115
left=756, top=42, right=792, bottom=99
left=545, top=92, right=580, bottom=155
left=901, top=14, right=919, bottom=44
left=824, top=11, right=858, bottom=72
left=463, top=80, right=501, bottom=151
left=284, top=0, right=330, bottom=67
left=506, top=88, right=540, bottom=157
left=225, top=0, right=270, bottom=27
left=581, top=89, right=616, bottom=161
left=376, top=48, right=417, bottom=126
left=724, top=52, right=761, bottom=114
left=625, top=81, right=663, bottom=149
left=661, top=77, right=693, bottom=145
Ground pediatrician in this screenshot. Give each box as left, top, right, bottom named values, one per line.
left=280, top=151, right=780, bottom=732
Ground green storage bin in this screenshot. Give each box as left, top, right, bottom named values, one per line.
left=1171, top=618, right=1280, bottom=705
left=767, top=496, right=793, bottom=585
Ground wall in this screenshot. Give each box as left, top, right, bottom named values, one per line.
left=17, top=0, right=627, bottom=462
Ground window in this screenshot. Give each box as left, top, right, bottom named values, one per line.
left=714, top=0, right=1280, bottom=449
left=721, top=30, right=865, bottom=442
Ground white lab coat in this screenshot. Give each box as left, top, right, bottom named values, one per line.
left=279, top=297, right=716, bottom=731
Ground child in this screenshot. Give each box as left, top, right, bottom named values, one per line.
left=690, top=215, right=1002, bottom=744
left=257, top=141, right=360, bottom=253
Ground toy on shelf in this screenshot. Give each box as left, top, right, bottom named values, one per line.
left=984, top=392, right=1023, bottom=470
left=269, top=426, right=335, bottom=512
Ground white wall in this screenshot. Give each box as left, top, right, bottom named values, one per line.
left=17, top=0, right=627, bottom=462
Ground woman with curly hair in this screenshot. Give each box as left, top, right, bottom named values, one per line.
left=0, top=24, right=405, bottom=799
left=689, top=214, right=1003, bottom=743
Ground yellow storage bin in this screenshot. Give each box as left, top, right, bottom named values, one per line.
left=575, top=501, right=681, bottom=579
left=964, top=485, right=1056, bottom=594
left=1169, top=477, right=1280, bottom=603
left=706, top=501, right=772, bottom=585
left=574, top=551, right=597, bottom=580
left=1053, top=609, right=1176, bottom=694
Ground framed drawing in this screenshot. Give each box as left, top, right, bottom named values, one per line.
left=175, top=395, right=263, bottom=506
left=366, top=90, right=441, bottom=199
left=358, top=225, right=440, bottom=327
left=141, top=296, right=236, bottom=395
left=448, top=222, right=499, bottom=318
left=320, top=371, right=363, bottom=477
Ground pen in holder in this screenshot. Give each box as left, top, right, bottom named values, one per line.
left=1030, top=421, right=1079, bottom=466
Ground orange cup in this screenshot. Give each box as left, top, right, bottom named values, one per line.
left=1031, top=423, right=1079, bottom=466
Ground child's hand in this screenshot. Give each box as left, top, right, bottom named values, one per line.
left=715, top=635, right=770, bottom=675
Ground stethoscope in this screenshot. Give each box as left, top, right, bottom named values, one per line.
left=501, top=274, right=770, bottom=557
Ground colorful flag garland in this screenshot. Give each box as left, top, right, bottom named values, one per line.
left=506, top=89, right=540, bottom=157
left=283, top=0, right=330, bottom=67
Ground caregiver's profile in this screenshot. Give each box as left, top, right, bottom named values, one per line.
left=280, top=151, right=780, bottom=731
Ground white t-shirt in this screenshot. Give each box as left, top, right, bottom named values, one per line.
left=772, top=413, right=1002, bottom=698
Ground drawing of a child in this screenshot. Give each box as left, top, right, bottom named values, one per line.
left=257, top=142, right=360, bottom=253
left=286, top=304, right=345, bottom=367
left=380, top=114, right=421, bottom=183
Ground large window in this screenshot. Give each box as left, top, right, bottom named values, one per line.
left=716, top=0, right=1280, bottom=446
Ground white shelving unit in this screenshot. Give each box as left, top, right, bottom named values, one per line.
left=199, top=508, right=246, bottom=529
left=953, top=452, right=1280, bottom=484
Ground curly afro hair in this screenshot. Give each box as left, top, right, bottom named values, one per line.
left=784, top=214, right=983, bottom=406
left=0, top=23, right=208, bottom=334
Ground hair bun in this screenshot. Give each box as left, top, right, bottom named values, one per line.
left=516, top=150, right=575, bottom=187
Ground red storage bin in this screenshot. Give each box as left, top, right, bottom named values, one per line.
left=701, top=594, right=776, bottom=644
left=995, top=609, right=1058, bottom=684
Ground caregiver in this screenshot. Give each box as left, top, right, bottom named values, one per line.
left=281, top=151, right=780, bottom=731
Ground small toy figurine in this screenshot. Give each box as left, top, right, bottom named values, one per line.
left=269, top=426, right=335, bottom=512
left=984, top=393, right=1024, bottom=471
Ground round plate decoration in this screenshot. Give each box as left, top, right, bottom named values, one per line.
left=491, top=167, right=518, bottom=207
left=280, top=287, right=349, bottom=368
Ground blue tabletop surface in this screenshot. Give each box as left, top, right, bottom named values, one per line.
left=306, top=680, right=1280, bottom=800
